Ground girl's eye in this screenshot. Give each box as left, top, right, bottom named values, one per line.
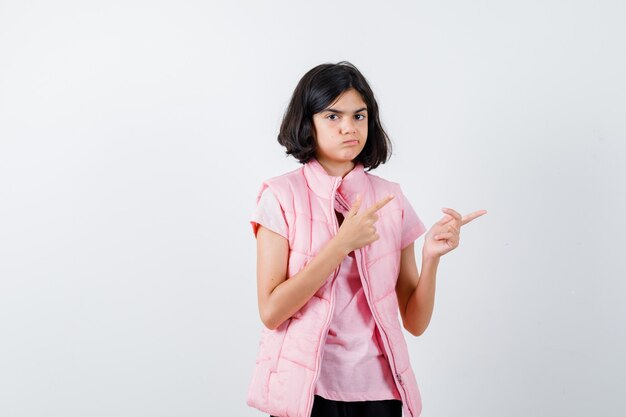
left=355, top=114, right=366, bottom=121
left=327, top=114, right=338, bottom=120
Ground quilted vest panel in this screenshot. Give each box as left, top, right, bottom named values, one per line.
left=247, top=158, right=422, bottom=417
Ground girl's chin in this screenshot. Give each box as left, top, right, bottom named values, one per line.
left=317, top=149, right=362, bottom=163
left=337, top=150, right=362, bottom=159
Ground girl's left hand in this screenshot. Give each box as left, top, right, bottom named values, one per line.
left=422, top=207, right=487, bottom=260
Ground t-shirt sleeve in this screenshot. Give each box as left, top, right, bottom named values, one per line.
left=400, top=190, right=427, bottom=250
left=250, top=187, right=289, bottom=240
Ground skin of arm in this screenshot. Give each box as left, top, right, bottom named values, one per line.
left=255, top=193, right=393, bottom=330
left=395, top=206, right=488, bottom=336
left=395, top=241, right=440, bottom=336
left=256, top=225, right=350, bottom=330
left=257, top=196, right=474, bottom=333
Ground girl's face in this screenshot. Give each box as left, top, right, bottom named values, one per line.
left=312, top=88, right=368, bottom=170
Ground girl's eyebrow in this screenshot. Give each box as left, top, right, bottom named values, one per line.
left=323, top=107, right=368, bottom=114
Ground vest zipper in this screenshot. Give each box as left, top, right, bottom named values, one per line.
left=305, top=177, right=342, bottom=417
left=335, top=191, right=415, bottom=417
left=355, top=251, right=414, bottom=417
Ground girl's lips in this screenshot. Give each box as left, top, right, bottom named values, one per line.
left=343, top=140, right=359, bottom=145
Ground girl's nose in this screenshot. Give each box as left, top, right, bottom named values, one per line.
left=341, top=119, right=357, bottom=134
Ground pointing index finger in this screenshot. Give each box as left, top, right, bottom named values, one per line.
left=365, top=194, right=395, bottom=214
left=461, top=209, right=488, bottom=225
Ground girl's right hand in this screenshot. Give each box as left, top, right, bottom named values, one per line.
left=334, top=193, right=395, bottom=253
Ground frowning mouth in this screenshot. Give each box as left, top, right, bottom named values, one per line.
left=343, top=139, right=359, bottom=145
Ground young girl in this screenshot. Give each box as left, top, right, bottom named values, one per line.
left=246, top=61, right=486, bottom=417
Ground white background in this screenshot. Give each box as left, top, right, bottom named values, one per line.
left=1, top=1, right=625, bottom=416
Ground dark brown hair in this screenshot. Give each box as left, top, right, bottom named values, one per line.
left=277, top=61, right=392, bottom=171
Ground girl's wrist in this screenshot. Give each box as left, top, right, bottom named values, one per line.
left=422, top=251, right=440, bottom=265
left=330, top=236, right=352, bottom=257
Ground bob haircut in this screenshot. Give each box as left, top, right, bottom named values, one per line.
left=277, top=61, right=392, bottom=171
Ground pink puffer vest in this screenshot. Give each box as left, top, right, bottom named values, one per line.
left=247, top=158, right=422, bottom=417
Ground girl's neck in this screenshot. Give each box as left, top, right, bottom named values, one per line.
left=315, top=157, right=356, bottom=179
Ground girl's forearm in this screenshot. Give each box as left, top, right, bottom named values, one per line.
left=263, top=237, right=350, bottom=330
left=405, top=253, right=440, bottom=336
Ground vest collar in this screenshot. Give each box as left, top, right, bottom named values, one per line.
left=303, top=158, right=366, bottom=202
